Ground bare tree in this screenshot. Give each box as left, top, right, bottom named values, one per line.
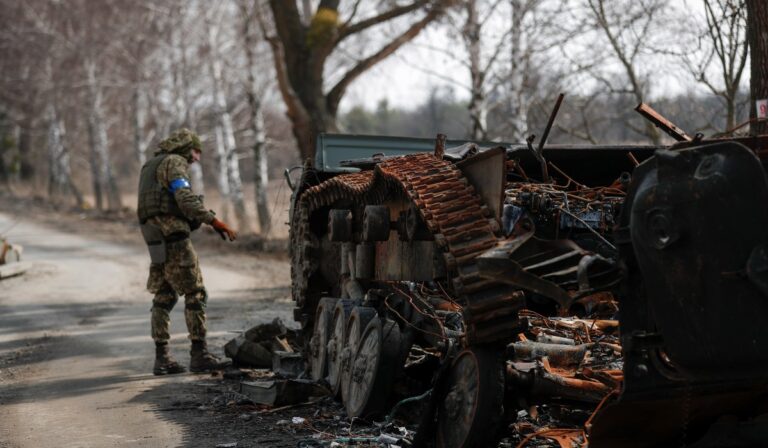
left=238, top=0, right=271, bottom=235
left=505, top=0, right=567, bottom=140
left=573, top=0, right=669, bottom=144
left=461, top=0, right=507, bottom=140
left=684, top=0, right=748, bottom=131
left=206, top=7, right=249, bottom=232
left=261, top=0, right=455, bottom=159
left=747, top=0, right=768, bottom=135
left=45, top=102, right=78, bottom=202
left=85, top=59, right=122, bottom=211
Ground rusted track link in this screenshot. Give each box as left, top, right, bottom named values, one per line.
left=295, top=153, right=524, bottom=345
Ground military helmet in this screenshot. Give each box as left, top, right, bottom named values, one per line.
left=157, top=128, right=202, bottom=160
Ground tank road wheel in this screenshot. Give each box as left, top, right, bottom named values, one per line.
left=436, top=347, right=505, bottom=448
left=309, top=297, right=336, bottom=382
left=340, top=306, right=377, bottom=406
left=327, top=299, right=353, bottom=396
left=345, top=319, right=402, bottom=418
left=328, top=209, right=353, bottom=242
left=362, top=205, right=390, bottom=241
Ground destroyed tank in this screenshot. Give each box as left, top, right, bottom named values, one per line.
left=285, top=102, right=768, bottom=447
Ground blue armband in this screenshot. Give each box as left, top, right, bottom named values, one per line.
left=168, top=178, right=191, bottom=193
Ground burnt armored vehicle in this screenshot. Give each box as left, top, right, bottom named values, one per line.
left=285, top=105, right=768, bottom=447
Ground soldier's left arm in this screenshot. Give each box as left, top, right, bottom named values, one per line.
left=165, top=157, right=215, bottom=225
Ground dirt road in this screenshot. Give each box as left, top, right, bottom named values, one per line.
left=0, top=212, right=292, bottom=448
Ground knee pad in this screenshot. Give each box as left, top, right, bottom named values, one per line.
left=152, top=290, right=178, bottom=312
left=185, top=289, right=208, bottom=311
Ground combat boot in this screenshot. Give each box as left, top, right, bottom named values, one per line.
left=153, top=342, right=186, bottom=375
left=190, top=340, right=227, bottom=373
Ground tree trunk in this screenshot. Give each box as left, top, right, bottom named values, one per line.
left=726, top=97, right=736, bottom=132
left=747, top=0, right=768, bottom=135
left=509, top=0, right=528, bottom=140
left=46, top=103, right=83, bottom=206
left=300, top=0, right=313, bottom=24
left=249, top=102, right=271, bottom=235
left=214, top=125, right=231, bottom=224
left=0, top=118, right=13, bottom=190
left=266, top=0, right=446, bottom=160
left=207, top=20, right=249, bottom=232
left=0, top=148, right=8, bottom=190
left=189, top=163, right=204, bottom=196
left=240, top=1, right=272, bottom=235
left=18, top=118, right=35, bottom=180
left=133, top=87, right=147, bottom=166
left=17, top=114, right=34, bottom=181
left=465, top=0, right=487, bottom=141
left=86, top=61, right=122, bottom=211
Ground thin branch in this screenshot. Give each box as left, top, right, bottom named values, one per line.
left=336, top=0, right=428, bottom=42
left=326, top=5, right=445, bottom=114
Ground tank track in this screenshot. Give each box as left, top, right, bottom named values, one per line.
left=294, top=153, right=524, bottom=345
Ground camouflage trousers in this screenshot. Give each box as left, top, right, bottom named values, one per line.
left=147, top=238, right=207, bottom=343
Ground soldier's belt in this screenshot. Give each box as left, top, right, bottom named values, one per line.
left=164, top=232, right=190, bottom=244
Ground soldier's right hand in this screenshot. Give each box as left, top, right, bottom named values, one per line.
left=211, top=218, right=237, bottom=241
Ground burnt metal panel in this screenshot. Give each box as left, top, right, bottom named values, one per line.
left=629, top=142, right=768, bottom=375
left=374, top=238, right=438, bottom=281
left=589, top=141, right=768, bottom=446
left=456, top=147, right=506, bottom=221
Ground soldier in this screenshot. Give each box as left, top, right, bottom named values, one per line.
left=137, top=128, right=237, bottom=375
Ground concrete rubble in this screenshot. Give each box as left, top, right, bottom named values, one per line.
left=224, top=318, right=300, bottom=368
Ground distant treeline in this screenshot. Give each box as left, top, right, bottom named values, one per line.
left=339, top=87, right=752, bottom=145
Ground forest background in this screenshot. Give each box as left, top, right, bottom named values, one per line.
left=0, top=0, right=766, bottom=237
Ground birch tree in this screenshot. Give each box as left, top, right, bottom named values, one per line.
left=84, top=59, right=122, bottom=211
left=238, top=0, right=271, bottom=235
left=438, top=0, right=565, bottom=141
left=206, top=7, right=249, bottom=232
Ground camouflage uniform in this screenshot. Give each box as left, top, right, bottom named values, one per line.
left=139, top=130, right=215, bottom=344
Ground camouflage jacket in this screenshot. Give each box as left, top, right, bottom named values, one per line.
left=147, top=154, right=215, bottom=237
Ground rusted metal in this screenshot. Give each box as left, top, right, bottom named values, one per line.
left=295, top=151, right=523, bottom=345
left=511, top=340, right=588, bottom=367
left=340, top=306, right=377, bottom=407
left=434, top=133, right=447, bottom=158
left=506, top=364, right=612, bottom=403
left=456, top=146, right=506, bottom=221
left=437, top=348, right=505, bottom=448
left=326, top=299, right=352, bottom=395
left=538, top=93, right=565, bottom=154
left=634, top=102, right=693, bottom=142
left=288, top=121, right=768, bottom=447
left=346, top=318, right=402, bottom=417
left=308, top=297, right=335, bottom=382
left=626, top=151, right=640, bottom=167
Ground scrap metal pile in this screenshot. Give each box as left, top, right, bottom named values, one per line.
left=286, top=103, right=768, bottom=447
